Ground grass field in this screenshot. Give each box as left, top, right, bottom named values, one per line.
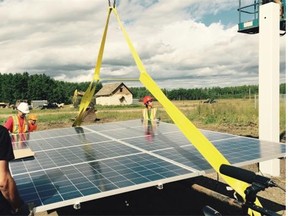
left=0, top=98, right=285, bottom=138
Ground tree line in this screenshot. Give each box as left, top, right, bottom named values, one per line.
left=0, top=72, right=102, bottom=104
left=131, top=84, right=286, bottom=101
left=0, top=72, right=285, bottom=104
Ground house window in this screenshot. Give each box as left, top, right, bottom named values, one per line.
left=119, top=96, right=125, bottom=103
left=119, top=87, right=123, bottom=92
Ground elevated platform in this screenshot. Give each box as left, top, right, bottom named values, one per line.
left=238, top=19, right=286, bottom=34
left=238, top=0, right=286, bottom=34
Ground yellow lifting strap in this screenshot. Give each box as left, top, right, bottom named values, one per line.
left=75, top=5, right=261, bottom=215
left=73, top=7, right=112, bottom=127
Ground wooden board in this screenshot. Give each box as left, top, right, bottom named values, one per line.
left=13, top=148, right=35, bottom=160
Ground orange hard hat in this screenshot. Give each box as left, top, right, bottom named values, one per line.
left=143, top=96, right=153, bottom=105
left=29, top=114, right=38, bottom=121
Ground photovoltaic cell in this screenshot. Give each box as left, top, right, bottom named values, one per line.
left=9, top=119, right=285, bottom=213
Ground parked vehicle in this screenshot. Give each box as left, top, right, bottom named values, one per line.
left=41, top=102, right=64, bottom=109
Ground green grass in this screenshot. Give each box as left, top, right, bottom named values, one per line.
left=188, top=99, right=258, bottom=125
left=0, top=99, right=285, bottom=136
left=184, top=99, right=285, bottom=134
left=96, top=104, right=142, bottom=110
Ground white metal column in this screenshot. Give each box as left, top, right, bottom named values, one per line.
left=258, top=2, right=280, bottom=176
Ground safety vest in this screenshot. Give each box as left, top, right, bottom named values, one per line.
left=12, top=115, right=29, bottom=134
left=142, top=108, right=157, bottom=121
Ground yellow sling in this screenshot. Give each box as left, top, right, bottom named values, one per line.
left=74, top=4, right=261, bottom=214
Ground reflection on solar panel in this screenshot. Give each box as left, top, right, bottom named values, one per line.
left=9, top=119, right=285, bottom=213
left=10, top=133, right=35, bottom=159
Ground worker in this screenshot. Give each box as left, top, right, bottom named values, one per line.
left=264, top=0, right=283, bottom=16
left=4, top=102, right=30, bottom=134
left=142, top=96, right=159, bottom=142
left=274, top=0, right=283, bottom=17
left=142, top=96, right=157, bottom=122
left=28, top=114, right=38, bottom=132
left=0, top=125, right=29, bottom=215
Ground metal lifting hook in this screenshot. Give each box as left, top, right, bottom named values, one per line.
left=108, top=0, right=116, bottom=8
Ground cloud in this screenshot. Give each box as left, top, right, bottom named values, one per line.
left=0, top=0, right=285, bottom=89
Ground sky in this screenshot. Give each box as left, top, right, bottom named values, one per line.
left=0, top=0, right=286, bottom=89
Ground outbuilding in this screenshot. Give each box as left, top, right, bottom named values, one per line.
left=95, top=82, right=133, bottom=106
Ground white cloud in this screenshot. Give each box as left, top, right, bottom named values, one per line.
left=0, top=0, right=285, bottom=89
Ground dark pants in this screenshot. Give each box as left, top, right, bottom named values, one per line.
left=0, top=194, right=12, bottom=215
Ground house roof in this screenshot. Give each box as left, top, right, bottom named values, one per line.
left=95, top=82, right=132, bottom=97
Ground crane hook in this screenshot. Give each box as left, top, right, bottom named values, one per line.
left=108, top=0, right=116, bottom=8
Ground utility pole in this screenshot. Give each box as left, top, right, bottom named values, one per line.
left=258, top=2, right=280, bottom=176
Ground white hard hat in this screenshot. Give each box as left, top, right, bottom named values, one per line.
left=17, top=102, right=30, bottom=114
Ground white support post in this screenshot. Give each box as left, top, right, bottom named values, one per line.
left=258, top=3, right=280, bottom=176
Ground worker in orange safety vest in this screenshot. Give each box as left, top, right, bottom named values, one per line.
left=3, top=102, right=32, bottom=148
left=4, top=102, right=30, bottom=134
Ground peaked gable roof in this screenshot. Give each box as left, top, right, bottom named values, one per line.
left=95, top=82, right=132, bottom=97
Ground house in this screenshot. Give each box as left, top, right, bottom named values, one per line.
left=95, top=82, right=133, bottom=106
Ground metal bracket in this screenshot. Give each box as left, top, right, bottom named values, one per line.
left=73, top=202, right=81, bottom=210
left=157, top=183, right=163, bottom=190
left=108, top=0, right=116, bottom=8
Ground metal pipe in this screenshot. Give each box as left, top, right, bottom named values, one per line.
left=191, top=184, right=242, bottom=209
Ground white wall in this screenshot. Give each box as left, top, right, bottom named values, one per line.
left=96, top=94, right=133, bottom=105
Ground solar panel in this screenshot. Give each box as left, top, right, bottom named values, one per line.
left=9, top=119, right=285, bottom=213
